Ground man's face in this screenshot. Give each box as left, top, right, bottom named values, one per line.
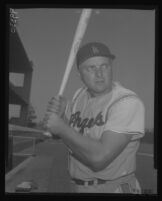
left=78, top=56, right=113, bottom=97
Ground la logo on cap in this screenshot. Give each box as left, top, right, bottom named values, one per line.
left=92, top=46, right=100, bottom=54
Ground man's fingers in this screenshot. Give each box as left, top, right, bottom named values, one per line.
left=48, top=100, right=60, bottom=107
left=50, top=95, right=62, bottom=103
left=47, top=97, right=65, bottom=114
left=46, top=106, right=60, bottom=113
left=45, top=95, right=66, bottom=122
left=48, top=98, right=62, bottom=110
left=50, top=95, right=66, bottom=105
left=43, top=113, right=54, bottom=129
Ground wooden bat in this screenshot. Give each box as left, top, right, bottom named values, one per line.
left=59, top=9, right=92, bottom=95
left=44, top=9, right=92, bottom=137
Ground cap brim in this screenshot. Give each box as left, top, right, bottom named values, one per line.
left=109, top=54, right=116, bottom=60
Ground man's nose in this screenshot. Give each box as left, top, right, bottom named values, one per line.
left=95, top=67, right=103, bottom=78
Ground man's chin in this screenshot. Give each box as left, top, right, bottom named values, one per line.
left=89, top=87, right=109, bottom=97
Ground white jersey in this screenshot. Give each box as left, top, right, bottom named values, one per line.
left=65, top=82, right=145, bottom=180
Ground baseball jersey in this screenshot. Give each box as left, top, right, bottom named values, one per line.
left=65, top=82, right=145, bottom=180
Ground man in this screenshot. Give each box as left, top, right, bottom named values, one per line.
left=44, top=42, right=145, bottom=193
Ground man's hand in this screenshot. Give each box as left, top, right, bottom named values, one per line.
left=46, top=112, right=68, bottom=135
left=43, top=95, right=67, bottom=135
left=46, top=95, right=67, bottom=117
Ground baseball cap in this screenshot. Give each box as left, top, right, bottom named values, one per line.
left=76, top=42, right=115, bottom=67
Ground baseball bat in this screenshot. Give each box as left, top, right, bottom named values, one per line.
left=58, top=9, right=92, bottom=95
left=44, top=9, right=92, bottom=137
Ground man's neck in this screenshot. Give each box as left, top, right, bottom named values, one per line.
left=87, top=85, right=113, bottom=98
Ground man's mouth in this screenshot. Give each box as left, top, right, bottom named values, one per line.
left=96, top=80, right=104, bottom=83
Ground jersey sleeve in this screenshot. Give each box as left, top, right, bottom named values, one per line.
left=103, top=97, right=145, bottom=140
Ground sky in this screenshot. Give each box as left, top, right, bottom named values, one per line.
left=9, top=8, right=155, bottom=129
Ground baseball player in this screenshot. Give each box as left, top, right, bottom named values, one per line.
left=45, top=42, right=145, bottom=193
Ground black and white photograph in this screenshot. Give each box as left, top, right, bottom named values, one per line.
left=6, top=6, right=157, bottom=194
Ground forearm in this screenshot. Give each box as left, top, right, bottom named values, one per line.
left=59, top=123, right=104, bottom=169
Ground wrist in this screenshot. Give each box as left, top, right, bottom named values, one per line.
left=59, top=121, right=71, bottom=137
left=58, top=119, right=69, bottom=134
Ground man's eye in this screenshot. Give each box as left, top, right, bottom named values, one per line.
left=102, top=64, right=108, bottom=69
left=87, top=66, right=95, bottom=71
